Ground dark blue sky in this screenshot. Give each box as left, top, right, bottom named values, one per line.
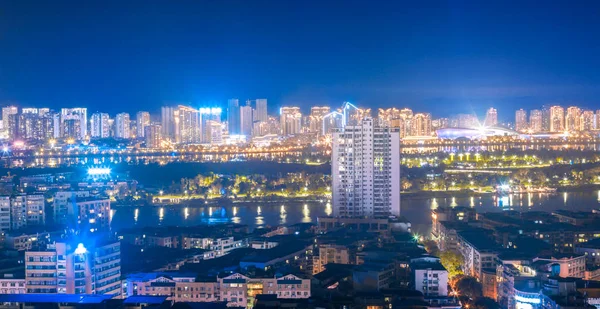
left=1, top=1, right=599, bottom=120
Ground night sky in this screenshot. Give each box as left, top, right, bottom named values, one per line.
left=1, top=1, right=599, bottom=119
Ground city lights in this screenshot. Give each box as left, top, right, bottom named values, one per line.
left=87, top=167, right=111, bottom=176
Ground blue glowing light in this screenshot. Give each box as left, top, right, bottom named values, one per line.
left=74, top=243, right=87, bottom=254
left=88, top=167, right=111, bottom=176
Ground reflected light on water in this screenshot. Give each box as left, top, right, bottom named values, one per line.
left=184, top=207, right=189, bottom=219
left=469, top=197, right=475, bottom=207
left=528, top=193, right=533, bottom=207
left=325, top=201, right=332, bottom=216
left=257, top=206, right=262, bottom=215
left=159, top=207, right=164, bottom=223
left=209, top=207, right=213, bottom=217
left=302, top=204, right=311, bottom=223
left=134, top=208, right=138, bottom=223
left=450, top=197, right=457, bottom=207
left=563, top=192, right=568, bottom=205
left=430, top=198, right=438, bottom=209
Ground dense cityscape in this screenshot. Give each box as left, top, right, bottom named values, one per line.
left=2, top=2, right=600, bottom=309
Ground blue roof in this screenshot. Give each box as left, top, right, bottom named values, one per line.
left=0, top=294, right=113, bottom=304
left=123, top=295, right=168, bottom=304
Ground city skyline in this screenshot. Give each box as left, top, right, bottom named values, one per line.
left=1, top=2, right=600, bottom=117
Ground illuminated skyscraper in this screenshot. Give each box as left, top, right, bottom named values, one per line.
left=332, top=118, right=400, bottom=218
left=90, top=112, right=110, bottom=138
left=254, top=99, right=268, bottom=123
left=529, top=109, right=543, bottom=133
left=565, top=106, right=581, bottom=132
left=378, top=108, right=402, bottom=127
left=145, top=124, right=162, bottom=148
left=309, top=106, right=331, bottom=135
left=115, top=113, right=131, bottom=139
left=207, top=121, right=223, bottom=145
left=199, top=107, right=222, bottom=143
left=1, top=106, right=18, bottom=133
left=411, top=113, right=432, bottom=136
left=240, top=104, right=253, bottom=137
left=136, top=111, right=151, bottom=138
left=484, top=107, right=498, bottom=126
left=580, top=110, right=595, bottom=131
left=174, top=105, right=201, bottom=144
left=161, top=106, right=176, bottom=140
left=227, top=99, right=240, bottom=135
left=515, top=109, right=528, bottom=132
left=280, top=107, right=302, bottom=136
left=549, top=106, right=565, bottom=132
left=322, top=111, right=344, bottom=136
left=61, top=108, right=87, bottom=139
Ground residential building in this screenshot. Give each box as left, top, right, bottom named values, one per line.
left=411, top=113, right=432, bottom=136
left=69, top=197, right=111, bottom=232
left=529, top=109, right=543, bottom=133
left=218, top=273, right=310, bottom=308
left=115, top=113, right=131, bottom=139
left=136, top=111, right=151, bottom=138
left=332, top=117, right=400, bottom=218
left=515, top=109, right=527, bottom=132
left=174, top=105, right=201, bottom=144
left=549, top=105, right=565, bottom=132
left=0, top=196, right=10, bottom=231
left=309, top=106, right=330, bottom=135
left=125, top=272, right=218, bottom=302
left=411, top=259, right=448, bottom=297
left=60, top=108, right=87, bottom=139
left=280, top=107, right=302, bottom=136
left=25, top=237, right=121, bottom=295
left=161, top=106, right=175, bottom=140
left=53, top=191, right=90, bottom=225
left=145, top=124, right=162, bottom=148
left=90, top=113, right=110, bottom=138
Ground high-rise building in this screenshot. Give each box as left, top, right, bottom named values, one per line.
left=144, top=124, right=162, bottom=148
left=332, top=118, right=400, bottom=218
left=309, top=107, right=331, bottom=135
left=115, top=113, right=131, bottom=139
left=60, top=108, right=87, bottom=139
left=254, top=99, right=268, bottom=123
left=280, top=107, right=302, bottom=136
left=322, top=111, right=344, bottom=136
left=529, top=110, right=543, bottom=133
left=10, top=194, right=45, bottom=230
left=549, top=106, right=565, bottom=132
left=341, top=102, right=371, bottom=126
left=161, top=106, right=176, bottom=140
left=199, top=108, right=222, bottom=143
left=240, top=104, right=253, bottom=137
left=207, top=121, right=223, bottom=145
left=53, top=191, right=91, bottom=226
left=227, top=99, right=240, bottom=135
left=565, top=106, right=581, bottom=132
left=541, top=106, right=550, bottom=132
left=580, top=110, right=595, bottom=131
left=484, top=108, right=498, bottom=126
left=136, top=111, right=151, bottom=138
left=2, top=106, right=18, bottom=132
left=174, top=105, right=201, bottom=144
left=515, top=109, right=528, bottom=132
left=411, top=113, right=432, bottom=136
left=378, top=108, right=402, bottom=127
left=90, top=113, right=110, bottom=138
left=596, top=110, right=600, bottom=130
left=25, top=237, right=121, bottom=295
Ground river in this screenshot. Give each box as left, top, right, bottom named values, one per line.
left=110, top=190, right=600, bottom=235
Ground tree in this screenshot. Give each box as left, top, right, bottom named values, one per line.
left=440, top=250, right=464, bottom=278
left=422, top=240, right=439, bottom=256
left=455, top=276, right=483, bottom=299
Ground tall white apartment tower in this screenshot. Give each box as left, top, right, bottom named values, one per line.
left=332, top=118, right=400, bottom=218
